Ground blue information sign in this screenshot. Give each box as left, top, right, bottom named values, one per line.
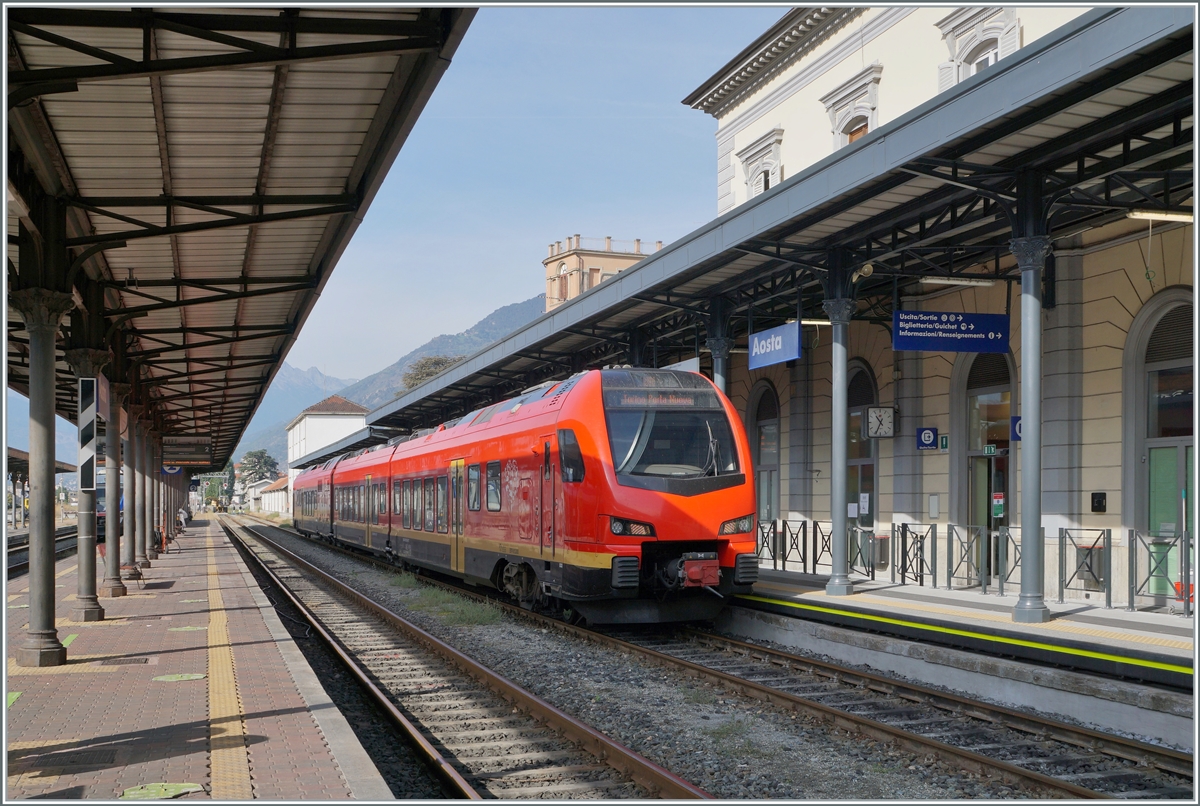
left=748, top=321, right=801, bottom=370
left=1010, top=415, right=1022, bottom=442
left=892, top=310, right=1009, bottom=353
left=917, top=427, right=938, bottom=451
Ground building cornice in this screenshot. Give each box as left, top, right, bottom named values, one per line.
left=683, top=7, right=865, bottom=120
left=714, top=7, right=915, bottom=143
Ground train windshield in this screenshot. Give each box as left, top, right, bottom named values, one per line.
left=601, top=370, right=739, bottom=478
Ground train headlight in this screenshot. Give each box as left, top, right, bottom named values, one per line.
left=610, top=517, right=655, bottom=537
left=719, top=514, right=754, bottom=535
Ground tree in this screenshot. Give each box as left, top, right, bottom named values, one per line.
left=401, top=354, right=464, bottom=392
left=240, top=449, right=279, bottom=484
left=224, top=460, right=235, bottom=499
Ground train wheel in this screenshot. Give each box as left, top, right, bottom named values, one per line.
left=501, top=562, right=539, bottom=610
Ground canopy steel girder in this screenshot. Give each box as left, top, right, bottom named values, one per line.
left=65, top=203, right=356, bottom=247
left=7, top=11, right=442, bottom=90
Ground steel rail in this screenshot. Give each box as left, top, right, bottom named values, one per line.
left=7, top=528, right=79, bottom=577
left=251, top=516, right=1187, bottom=797
left=218, top=518, right=479, bottom=799
left=229, top=517, right=712, bottom=800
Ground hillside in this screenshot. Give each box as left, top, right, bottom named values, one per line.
left=231, top=364, right=357, bottom=465
left=338, top=294, right=545, bottom=409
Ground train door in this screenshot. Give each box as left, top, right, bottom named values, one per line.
left=539, top=435, right=555, bottom=557
left=450, top=459, right=465, bottom=572
left=364, top=474, right=373, bottom=548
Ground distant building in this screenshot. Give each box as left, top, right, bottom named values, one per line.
left=244, top=477, right=274, bottom=512
left=286, top=395, right=370, bottom=490
left=544, top=234, right=663, bottom=311
left=259, top=476, right=289, bottom=515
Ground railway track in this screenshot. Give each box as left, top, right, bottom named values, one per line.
left=222, top=516, right=710, bottom=800
left=239, top=516, right=1195, bottom=799
left=7, top=527, right=79, bottom=577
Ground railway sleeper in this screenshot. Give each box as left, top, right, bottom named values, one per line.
left=467, top=763, right=612, bottom=781
left=1001, top=754, right=1098, bottom=768
left=1059, top=770, right=1173, bottom=788
left=458, top=750, right=583, bottom=766
left=1110, top=786, right=1196, bottom=799
left=489, top=779, right=640, bottom=797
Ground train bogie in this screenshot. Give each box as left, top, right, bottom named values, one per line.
left=293, top=368, right=759, bottom=624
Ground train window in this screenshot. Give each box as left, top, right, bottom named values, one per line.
left=486, top=461, right=501, bottom=511
left=378, top=484, right=386, bottom=523
left=424, top=478, right=435, bottom=531
left=437, top=476, right=448, bottom=533
left=558, top=429, right=585, bottom=482
left=402, top=481, right=412, bottom=529
left=543, top=442, right=551, bottom=479
left=393, top=480, right=401, bottom=519
left=467, top=464, right=481, bottom=511
left=410, top=480, right=421, bottom=530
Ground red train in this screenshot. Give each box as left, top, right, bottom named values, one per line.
left=292, top=368, right=759, bottom=624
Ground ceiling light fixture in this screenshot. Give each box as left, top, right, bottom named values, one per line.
left=1127, top=209, right=1193, bottom=223
left=920, top=277, right=996, bottom=288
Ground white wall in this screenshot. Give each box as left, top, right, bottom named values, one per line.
left=287, top=412, right=365, bottom=490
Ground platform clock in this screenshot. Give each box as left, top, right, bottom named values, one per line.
left=866, top=406, right=896, bottom=438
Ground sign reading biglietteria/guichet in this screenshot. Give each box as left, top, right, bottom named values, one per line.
left=891, top=310, right=1009, bottom=353
left=748, top=321, right=801, bottom=370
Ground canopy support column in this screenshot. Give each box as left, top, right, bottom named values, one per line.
left=823, top=294, right=856, bottom=596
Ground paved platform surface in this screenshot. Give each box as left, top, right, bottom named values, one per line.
left=6, top=516, right=393, bottom=800
left=752, top=568, right=1195, bottom=661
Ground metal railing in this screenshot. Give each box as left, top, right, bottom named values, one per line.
left=756, top=519, right=811, bottom=572
left=1127, top=530, right=1193, bottom=616
left=892, top=523, right=937, bottom=587
left=848, top=527, right=876, bottom=580
left=1058, top=528, right=1112, bottom=608
left=945, top=524, right=985, bottom=591
left=995, top=526, right=1023, bottom=596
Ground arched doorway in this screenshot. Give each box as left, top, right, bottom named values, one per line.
left=965, top=352, right=1012, bottom=579
left=749, top=384, right=780, bottom=525
left=846, top=365, right=876, bottom=530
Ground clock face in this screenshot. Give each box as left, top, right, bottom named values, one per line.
left=866, top=406, right=894, bottom=438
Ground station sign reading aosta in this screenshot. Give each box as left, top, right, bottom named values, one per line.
left=748, top=322, right=801, bottom=370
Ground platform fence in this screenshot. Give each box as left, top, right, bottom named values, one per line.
left=848, top=526, right=876, bottom=580
left=1058, top=528, right=1112, bottom=608
left=756, top=519, right=812, bottom=572
left=892, top=523, right=937, bottom=588
left=1127, top=530, right=1193, bottom=616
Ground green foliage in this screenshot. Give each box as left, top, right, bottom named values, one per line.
left=224, top=459, right=235, bottom=498
left=239, top=449, right=278, bottom=483
left=399, top=355, right=465, bottom=394
left=409, top=586, right=501, bottom=625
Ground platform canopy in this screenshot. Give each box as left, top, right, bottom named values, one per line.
left=7, top=6, right=474, bottom=468
left=6, top=447, right=76, bottom=476
left=361, top=7, right=1191, bottom=436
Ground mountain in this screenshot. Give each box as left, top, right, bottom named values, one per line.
left=338, top=294, right=546, bottom=410
left=231, top=364, right=357, bottom=465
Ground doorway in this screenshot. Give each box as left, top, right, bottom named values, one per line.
left=965, top=353, right=1012, bottom=581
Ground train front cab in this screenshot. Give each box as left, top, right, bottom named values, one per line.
left=552, top=369, right=760, bottom=624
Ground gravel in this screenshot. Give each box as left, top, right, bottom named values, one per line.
left=247, top=524, right=1062, bottom=799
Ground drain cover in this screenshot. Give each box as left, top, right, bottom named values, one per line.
left=34, top=749, right=118, bottom=766
left=121, top=783, right=203, bottom=800
left=153, top=674, right=205, bottom=682
left=101, top=657, right=149, bottom=666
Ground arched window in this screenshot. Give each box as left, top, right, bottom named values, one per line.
left=557, top=262, right=569, bottom=303
left=1144, top=303, right=1193, bottom=536
left=966, top=39, right=999, bottom=76
left=847, top=366, right=876, bottom=529
left=844, top=116, right=869, bottom=144
left=750, top=384, right=780, bottom=524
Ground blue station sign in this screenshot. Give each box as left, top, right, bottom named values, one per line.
left=917, top=427, right=938, bottom=451
left=892, top=311, right=1009, bottom=353
left=748, top=321, right=801, bottom=370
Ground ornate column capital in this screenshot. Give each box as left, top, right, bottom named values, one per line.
left=9, top=288, right=75, bottom=334
left=64, top=348, right=111, bottom=379
left=705, top=336, right=735, bottom=360
left=1008, top=236, right=1052, bottom=272
left=109, top=382, right=130, bottom=405
left=822, top=297, right=856, bottom=325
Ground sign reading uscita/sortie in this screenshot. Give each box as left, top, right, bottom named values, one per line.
left=892, top=310, right=1009, bottom=353
left=747, top=322, right=801, bottom=370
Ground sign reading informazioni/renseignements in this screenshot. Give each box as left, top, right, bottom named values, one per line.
left=892, top=310, right=1009, bottom=353
left=747, top=321, right=801, bottom=370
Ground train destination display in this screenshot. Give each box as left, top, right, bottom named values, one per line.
left=892, top=311, right=1009, bottom=353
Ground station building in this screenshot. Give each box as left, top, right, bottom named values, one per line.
left=299, top=6, right=1194, bottom=617
left=544, top=235, right=664, bottom=311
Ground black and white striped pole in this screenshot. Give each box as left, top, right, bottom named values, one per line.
left=66, top=351, right=110, bottom=622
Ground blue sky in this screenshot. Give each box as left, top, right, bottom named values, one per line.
left=286, top=5, right=786, bottom=379
left=7, top=6, right=786, bottom=463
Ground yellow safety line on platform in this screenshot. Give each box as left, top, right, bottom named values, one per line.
left=738, top=594, right=1194, bottom=676
left=6, top=656, right=119, bottom=675
left=55, top=565, right=78, bottom=578
left=754, top=582, right=1194, bottom=651
left=206, top=535, right=253, bottom=800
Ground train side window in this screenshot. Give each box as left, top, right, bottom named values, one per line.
left=486, top=461, right=501, bottom=511
left=411, top=480, right=422, bottom=531
left=558, top=429, right=585, bottom=482
left=401, top=481, right=411, bottom=529
left=543, top=441, right=551, bottom=479
left=378, top=483, right=386, bottom=523
left=436, top=476, right=448, bottom=533
left=423, top=478, right=435, bottom=531
left=393, top=480, right=401, bottom=519
left=467, top=464, right=481, bottom=511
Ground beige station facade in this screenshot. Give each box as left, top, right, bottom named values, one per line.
left=684, top=6, right=1194, bottom=604
left=544, top=235, right=664, bottom=311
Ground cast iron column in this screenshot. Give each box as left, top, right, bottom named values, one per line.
left=147, top=433, right=159, bottom=559
left=121, top=405, right=141, bottom=580
left=823, top=295, right=856, bottom=596
left=65, top=348, right=109, bottom=622
left=11, top=288, right=75, bottom=666
left=134, top=419, right=149, bottom=567
left=100, top=384, right=129, bottom=596
left=1011, top=235, right=1053, bottom=623
left=705, top=297, right=734, bottom=395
